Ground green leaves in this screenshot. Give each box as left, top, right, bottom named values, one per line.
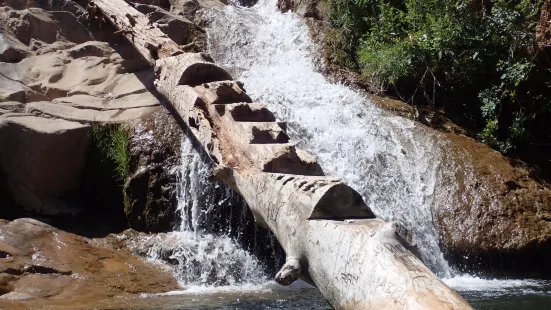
left=329, top=0, right=549, bottom=154
left=92, top=124, right=130, bottom=184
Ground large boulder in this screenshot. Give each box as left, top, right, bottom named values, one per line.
left=0, top=115, right=91, bottom=216
left=436, top=133, right=551, bottom=276
left=0, top=218, right=179, bottom=309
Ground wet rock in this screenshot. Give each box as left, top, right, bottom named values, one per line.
left=124, top=110, right=183, bottom=232
left=277, top=0, right=327, bottom=19
left=0, top=218, right=179, bottom=309
left=0, top=115, right=91, bottom=216
left=436, top=133, right=551, bottom=277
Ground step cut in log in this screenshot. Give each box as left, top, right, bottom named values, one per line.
left=195, top=81, right=252, bottom=105
left=226, top=103, right=277, bottom=122
left=155, top=53, right=232, bottom=87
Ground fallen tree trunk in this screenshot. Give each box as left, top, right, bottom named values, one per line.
left=88, top=0, right=181, bottom=65
left=91, top=0, right=472, bottom=308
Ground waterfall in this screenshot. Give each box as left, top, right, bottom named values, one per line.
left=128, top=137, right=276, bottom=288
left=206, top=0, right=454, bottom=277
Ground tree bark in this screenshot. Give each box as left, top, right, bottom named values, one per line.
left=90, top=0, right=181, bottom=65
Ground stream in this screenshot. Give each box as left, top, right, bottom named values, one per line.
left=127, top=0, right=551, bottom=308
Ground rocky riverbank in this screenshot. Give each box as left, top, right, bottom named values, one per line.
left=0, top=219, right=179, bottom=309
left=0, top=0, right=226, bottom=307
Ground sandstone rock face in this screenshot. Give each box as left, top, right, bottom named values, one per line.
left=0, top=115, right=91, bottom=216
left=0, top=218, right=179, bottom=309
left=436, top=133, right=551, bottom=276
left=0, top=6, right=92, bottom=63
left=0, top=40, right=158, bottom=103
left=0, top=4, right=193, bottom=235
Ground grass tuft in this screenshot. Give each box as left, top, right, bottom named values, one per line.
left=91, top=124, right=130, bottom=184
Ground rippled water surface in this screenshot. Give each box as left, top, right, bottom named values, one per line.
left=103, top=279, right=551, bottom=309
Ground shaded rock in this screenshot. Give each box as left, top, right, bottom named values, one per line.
left=0, top=101, right=24, bottom=113
left=0, top=115, right=91, bottom=216
left=0, top=33, right=29, bottom=63
left=0, top=218, right=179, bottom=309
left=136, top=4, right=197, bottom=45
left=66, top=41, right=114, bottom=59
left=124, top=110, right=183, bottom=232
left=236, top=0, right=258, bottom=7
left=170, top=0, right=201, bottom=20
left=49, top=11, right=93, bottom=44
left=277, top=0, right=327, bottom=19
left=170, top=0, right=228, bottom=23
left=2, top=7, right=58, bottom=45
left=436, top=133, right=551, bottom=277
left=0, top=6, right=92, bottom=46
left=0, top=0, right=32, bottom=9
left=128, top=0, right=171, bottom=9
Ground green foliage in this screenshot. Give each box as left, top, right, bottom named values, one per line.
left=91, top=124, right=130, bottom=184
left=328, top=0, right=551, bottom=154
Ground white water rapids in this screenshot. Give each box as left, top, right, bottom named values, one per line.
left=206, top=0, right=451, bottom=276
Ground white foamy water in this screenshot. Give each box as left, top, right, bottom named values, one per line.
left=444, top=275, right=551, bottom=298
left=129, top=138, right=269, bottom=289
left=206, top=0, right=452, bottom=276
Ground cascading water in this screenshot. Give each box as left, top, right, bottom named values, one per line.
left=128, top=137, right=272, bottom=288
left=206, top=0, right=453, bottom=277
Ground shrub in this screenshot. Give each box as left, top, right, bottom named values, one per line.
left=328, top=0, right=551, bottom=155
